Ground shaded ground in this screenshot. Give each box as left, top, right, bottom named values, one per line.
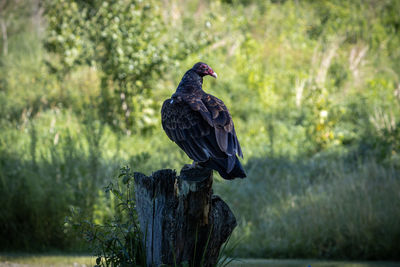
left=231, top=259, right=400, bottom=267
left=1, top=254, right=399, bottom=267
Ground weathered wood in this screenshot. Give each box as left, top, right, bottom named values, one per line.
left=134, top=166, right=237, bottom=267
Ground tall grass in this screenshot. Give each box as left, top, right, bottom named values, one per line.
left=216, top=156, right=400, bottom=259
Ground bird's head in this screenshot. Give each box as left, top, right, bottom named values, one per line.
left=192, top=62, right=218, bottom=79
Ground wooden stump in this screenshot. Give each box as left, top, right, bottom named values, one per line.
left=134, top=166, right=237, bottom=267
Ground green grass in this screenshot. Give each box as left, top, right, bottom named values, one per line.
left=1, top=255, right=399, bottom=267
left=230, top=259, right=400, bottom=267
left=0, top=254, right=94, bottom=266
left=217, top=156, right=400, bottom=259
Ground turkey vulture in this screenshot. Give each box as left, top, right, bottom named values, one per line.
left=161, top=62, right=246, bottom=180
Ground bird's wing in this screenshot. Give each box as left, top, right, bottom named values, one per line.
left=200, top=94, right=243, bottom=159
left=161, top=98, right=226, bottom=163
left=182, top=93, right=243, bottom=173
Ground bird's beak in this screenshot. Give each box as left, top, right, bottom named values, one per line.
left=211, top=72, right=218, bottom=79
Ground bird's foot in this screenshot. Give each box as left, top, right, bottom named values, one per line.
left=180, top=162, right=213, bottom=182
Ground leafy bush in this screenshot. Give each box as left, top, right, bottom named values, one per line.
left=67, top=166, right=146, bottom=266
left=44, top=0, right=213, bottom=132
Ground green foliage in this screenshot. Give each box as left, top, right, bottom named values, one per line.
left=1, top=0, right=400, bottom=260
left=45, top=0, right=161, bottom=131
left=0, top=111, right=114, bottom=250
left=44, top=0, right=213, bottom=132
left=217, top=156, right=400, bottom=259
left=67, top=166, right=146, bottom=266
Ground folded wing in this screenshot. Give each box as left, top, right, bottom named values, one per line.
left=161, top=94, right=243, bottom=174
left=162, top=99, right=219, bottom=162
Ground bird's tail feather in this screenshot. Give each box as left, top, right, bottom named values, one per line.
left=201, top=156, right=246, bottom=180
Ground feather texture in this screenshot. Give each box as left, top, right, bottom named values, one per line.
left=161, top=63, right=246, bottom=180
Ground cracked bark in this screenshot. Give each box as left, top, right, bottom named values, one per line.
left=134, top=166, right=236, bottom=267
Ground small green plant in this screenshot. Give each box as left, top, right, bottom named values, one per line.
left=67, top=166, right=146, bottom=266
left=216, top=235, right=241, bottom=267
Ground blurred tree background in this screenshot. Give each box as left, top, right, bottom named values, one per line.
left=0, top=0, right=399, bottom=260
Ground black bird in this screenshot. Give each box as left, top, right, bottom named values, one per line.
left=161, top=62, right=246, bottom=180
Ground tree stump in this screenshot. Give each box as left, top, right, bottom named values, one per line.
left=134, top=165, right=237, bottom=267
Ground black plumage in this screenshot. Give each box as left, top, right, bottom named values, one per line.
left=161, top=62, right=246, bottom=180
